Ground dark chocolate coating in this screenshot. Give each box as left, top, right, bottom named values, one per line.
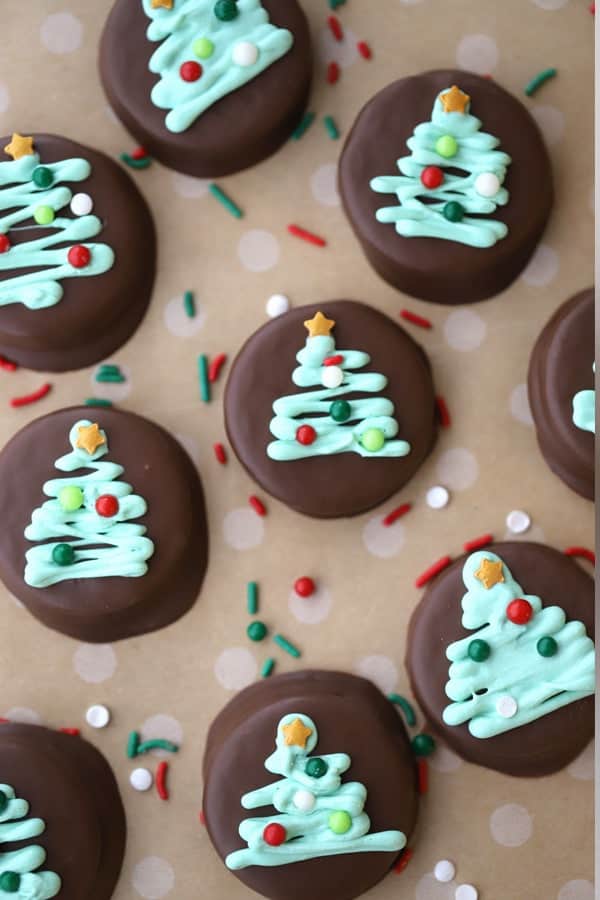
left=527, top=288, right=595, bottom=500
left=0, top=135, right=155, bottom=372
left=339, top=70, right=553, bottom=305
left=0, top=723, right=125, bottom=900
left=0, top=406, right=208, bottom=642
left=99, top=0, right=312, bottom=177
left=224, top=300, right=437, bottom=518
left=203, top=670, right=418, bottom=900
left=406, top=542, right=594, bottom=777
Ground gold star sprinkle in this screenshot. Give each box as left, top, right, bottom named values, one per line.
left=304, top=311, right=336, bottom=338
left=4, top=133, right=35, bottom=161
left=474, top=558, right=505, bottom=590
left=440, top=85, right=470, bottom=115
left=282, top=718, right=313, bottom=748
left=75, top=423, right=106, bottom=456
left=151, top=0, right=173, bottom=7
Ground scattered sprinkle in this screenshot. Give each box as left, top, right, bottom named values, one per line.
left=249, top=495, right=267, bottom=517
left=247, top=620, right=268, bottom=642
left=382, top=502, right=412, bottom=527
left=266, top=293, right=290, bottom=317
left=328, top=0, right=346, bottom=8
left=0, top=355, right=17, bottom=372
left=261, top=657, right=275, bottom=678
left=10, top=382, right=52, bottom=408
left=590, top=2, right=595, bottom=13
left=393, top=848, right=414, bottom=874
left=417, top=758, right=428, bottom=794
left=273, top=634, right=301, bottom=658
left=287, top=224, right=327, bottom=247
left=426, top=486, right=449, bottom=510
left=506, top=509, right=531, bottom=535
left=183, top=290, right=196, bottom=318
left=85, top=704, right=111, bottom=729
left=412, top=733, right=436, bottom=757
left=327, top=61, right=340, bottom=84
left=524, top=67, right=557, bottom=97
left=388, top=694, right=416, bottom=727
left=323, top=115, right=340, bottom=140
left=130, top=768, right=153, bottom=792
left=294, top=576, right=315, bottom=598
left=209, top=183, right=243, bottom=218
left=213, top=442, right=227, bottom=465
left=292, top=112, right=316, bottom=141
left=455, top=885, right=478, bottom=900
left=400, top=309, right=432, bottom=330
left=415, top=555, right=452, bottom=588
left=463, top=533, right=493, bottom=552
left=199, top=810, right=206, bottom=826
left=120, top=152, right=152, bottom=170
left=208, top=353, right=227, bottom=383
left=247, top=581, right=259, bottom=615
left=59, top=727, right=80, bottom=736
left=137, top=738, right=179, bottom=755
left=436, top=395, right=451, bottom=428
left=327, top=14, right=343, bottom=41
left=131, top=146, right=148, bottom=161
left=564, top=546, right=595, bottom=565
left=434, top=859, right=456, bottom=884
left=357, top=40, right=372, bottom=60
left=156, top=761, right=169, bottom=801
left=198, top=354, right=211, bottom=403
left=95, top=364, right=125, bottom=383
left=84, top=398, right=113, bottom=407
left=127, top=731, right=140, bottom=759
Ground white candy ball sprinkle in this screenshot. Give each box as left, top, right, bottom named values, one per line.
left=506, top=509, right=531, bottom=535
left=434, top=859, right=456, bottom=883
left=293, top=789, right=316, bottom=812
left=426, top=485, right=450, bottom=510
left=233, top=41, right=259, bottom=67
left=130, top=768, right=153, bottom=792
left=266, top=294, right=290, bottom=318
left=85, top=704, right=111, bottom=729
left=496, top=695, right=518, bottom=719
left=70, top=192, right=93, bottom=216
left=322, top=366, right=344, bottom=389
left=474, top=172, right=501, bottom=198
left=455, top=885, right=478, bottom=900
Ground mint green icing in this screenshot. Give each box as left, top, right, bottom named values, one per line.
left=370, top=87, right=512, bottom=248
left=0, top=152, right=114, bottom=310
left=24, top=419, right=154, bottom=587
left=443, top=551, right=595, bottom=739
left=142, top=0, right=293, bottom=134
left=226, top=713, right=406, bottom=870
left=572, top=363, right=595, bottom=434
left=0, top=784, right=61, bottom=899
left=267, top=328, right=411, bottom=461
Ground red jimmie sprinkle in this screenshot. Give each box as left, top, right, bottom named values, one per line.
left=415, top=555, right=452, bottom=589
left=131, top=146, right=148, bottom=160
left=249, top=495, right=267, bottom=517
left=463, top=533, right=494, bottom=552
left=0, top=355, right=17, bottom=372
left=565, top=547, right=596, bottom=565
left=382, top=503, right=412, bottom=527
left=417, top=759, right=428, bottom=794
left=327, top=61, right=340, bottom=84
left=357, top=41, right=372, bottom=60
left=327, top=14, right=343, bottom=41
left=590, top=2, right=595, bottom=13
left=436, top=395, right=451, bottom=428
left=0, top=718, right=8, bottom=724
left=10, top=382, right=52, bottom=408
left=213, top=442, right=227, bottom=465
left=393, top=848, right=414, bottom=874
left=59, top=727, right=80, bottom=736
left=208, top=353, right=227, bottom=383
left=323, top=355, right=344, bottom=366
left=199, top=810, right=206, bottom=826
left=400, top=309, right=432, bottom=330
left=287, top=224, right=327, bottom=247
left=0, top=234, right=10, bottom=254
left=156, top=761, right=169, bottom=801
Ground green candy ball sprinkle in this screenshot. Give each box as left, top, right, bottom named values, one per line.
left=32, top=166, right=53, bottom=188
left=360, top=428, right=385, bottom=453
left=435, top=134, right=458, bottom=159
left=0, top=790, right=7, bottom=813
left=247, top=620, right=267, bottom=642
left=443, top=201, right=465, bottom=223
left=33, top=205, right=55, bottom=226
left=193, top=37, right=214, bottom=58
left=537, top=636, right=558, bottom=657
left=214, top=0, right=238, bottom=20
left=328, top=810, right=352, bottom=834
left=330, top=399, right=351, bottom=423
left=0, top=872, right=21, bottom=893
left=58, top=485, right=84, bottom=512
left=411, top=733, right=436, bottom=757
left=305, top=757, right=328, bottom=778
left=52, top=543, right=75, bottom=567
left=468, top=639, right=491, bottom=662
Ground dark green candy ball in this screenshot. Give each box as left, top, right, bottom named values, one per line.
left=247, top=620, right=267, bottom=642
left=468, top=639, right=491, bottom=662
left=411, top=733, right=436, bottom=757
left=52, top=543, right=75, bottom=566
left=32, top=166, right=53, bottom=188
left=0, top=872, right=21, bottom=893
left=305, top=757, right=328, bottom=778
left=537, top=636, right=558, bottom=657
left=330, top=400, right=351, bottom=423
left=214, top=0, right=238, bottom=20
left=0, top=790, right=7, bottom=813
left=443, top=201, right=465, bottom=223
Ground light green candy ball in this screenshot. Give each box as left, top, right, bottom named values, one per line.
left=435, top=134, right=458, bottom=159
left=193, top=37, right=214, bottom=59
left=361, top=428, right=385, bottom=453
left=328, top=811, right=352, bottom=834
left=34, top=205, right=55, bottom=226
left=58, top=485, right=84, bottom=512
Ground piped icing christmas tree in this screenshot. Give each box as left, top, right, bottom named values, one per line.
left=226, top=713, right=406, bottom=870
left=267, top=312, right=411, bottom=461
left=0, top=783, right=61, bottom=899
left=443, top=550, right=595, bottom=739
left=24, top=419, right=154, bottom=588
left=370, top=85, right=512, bottom=248
left=0, top=133, right=114, bottom=309
left=142, top=0, right=293, bottom=134
left=572, top=364, right=595, bottom=434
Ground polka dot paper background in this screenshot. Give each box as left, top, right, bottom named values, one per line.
left=0, top=2, right=594, bottom=899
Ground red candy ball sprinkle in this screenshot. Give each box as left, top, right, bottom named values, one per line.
left=180, top=61, right=203, bottom=82
left=294, top=576, right=315, bottom=598
left=95, top=494, right=119, bottom=518
left=0, top=235, right=10, bottom=254
left=263, top=823, right=286, bottom=846
left=506, top=598, right=533, bottom=625
left=68, top=245, right=91, bottom=268
left=296, top=425, right=317, bottom=446
left=420, top=166, right=444, bottom=189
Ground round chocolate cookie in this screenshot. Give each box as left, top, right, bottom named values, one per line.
left=407, top=542, right=595, bottom=777
left=99, top=0, right=312, bottom=177
left=0, top=406, right=208, bottom=642
left=528, top=288, right=594, bottom=500
left=0, top=722, right=125, bottom=900
left=225, top=301, right=437, bottom=518
left=203, top=670, right=418, bottom=900
left=0, top=133, right=155, bottom=371
left=339, top=70, right=553, bottom=304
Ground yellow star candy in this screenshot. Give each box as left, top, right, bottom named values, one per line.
left=151, top=0, right=173, bottom=7
left=440, top=85, right=470, bottom=115
left=474, top=558, right=505, bottom=590
left=282, top=718, right=313, bottom=748
left=304, top=311, right=335, bottom=338
left=4, top=133, right=35, bottom=161
left=75, top=423, right=106, bottom=456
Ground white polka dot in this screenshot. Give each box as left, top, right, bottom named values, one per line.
left=40, top=12, right=83, bottom=54
left=163, top=295, right=206, bottom=338
left=520, top=244, right=559, bottom=287
left=509, top=383, right=534, bottom=426
left=170, top=172, right=209, bottom=198
left=214, top=647, right=258, bottom=691
left=506, top=509, right=531, bottom=534
left=455, top=886, right=478, bottom=900
left=503, top=523, right=546, bottom=543
left=435, top=448, right=479, bottom=491
left=456, top=34, right=499, bottom=74
left=444, top=309, right=487, bottom=352
left=317, top=26, right=360, bottom=69
left=489, top=803, right=533, bottom=847
left=426, top=485, right=450, bottom=510
left=0, top=83, right=10, bottom=114
left=429, top=742, right=464, bottom=773
left=353, top=655, right=398, bottom=694
left=174, top=433, right=200, bottom=464
left=4, top=707, right=41, bottom=725
left=567, top=740, right=594, bottom=781
left=416, top=873, right=457, bottom=900
left=238, top=230, right=280, bottom=272
left=86, top=704, right=111, bottom=729
left=73, top=644, right=117, bottom=684
left=531, top=105, right=565, bottom=146
left=140, top=715, right=183, bottom=758
left=132, top=857, right=175, bottom=899
left=530, top=0, right=569, bottom=9
left=434, top=860, right=456, bottom=883
left=130, top=768, right=153, bottom=792
left=89, top=363, right=132, bottom=402
left=232, top=40, right=259, bottom=67
left=266, top=294, right=290, bottom=318
left=288, top=585, right=333, bottom=624
left=310, top=164, right=340, bottom=207
left=223, top=508, right=265, bottom=550
left=557, top=881, right=595, bottom=900
left=362, top=516, right=406, bottom=559
left=496, top=694, right=518, bottom=718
